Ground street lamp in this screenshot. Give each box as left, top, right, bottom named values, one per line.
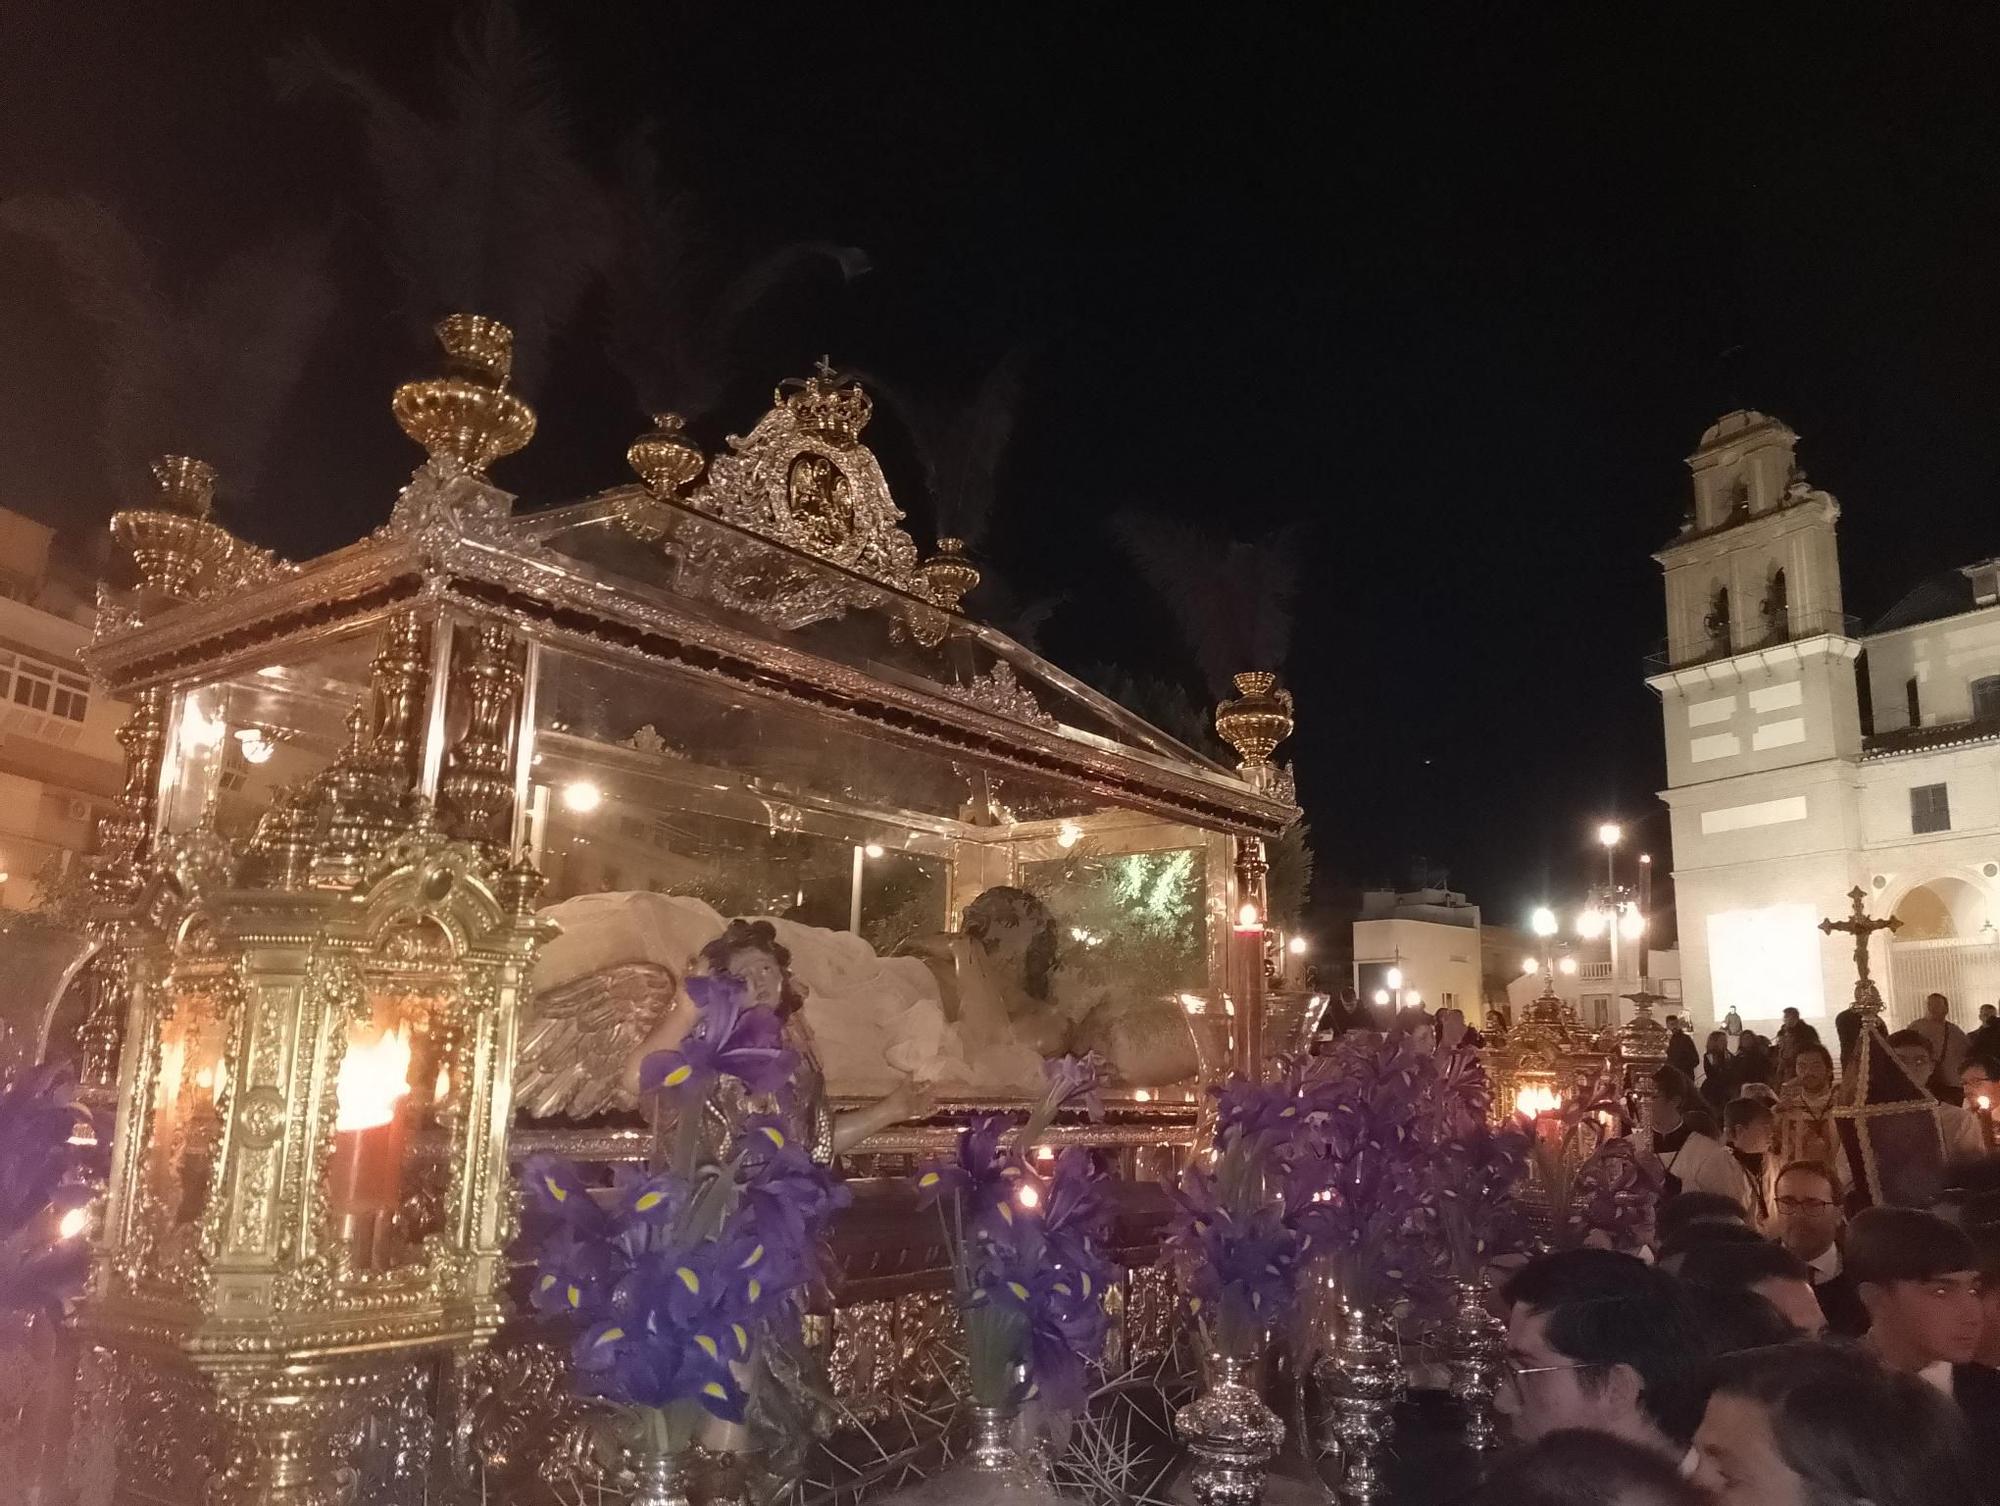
left=1531, top=906, right=1558, bottom=938
left=1618, top=903, right=1646, bottom=941
left=1577, top=905, right=1607, bottom=940
left=1598, top=821, right=1622, bottom=887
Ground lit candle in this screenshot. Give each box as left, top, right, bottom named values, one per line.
left=328, top=1025, right=413, bottom=1266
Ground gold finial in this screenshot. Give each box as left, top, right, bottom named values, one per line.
left=391, top=314, right=537, bottom=473
left=110, top=454, right=238, bottom=598
left=1215, top=671, right=1295, bottom=781
left=150, top=455, right=217, bottom=518
left=916, top=538, right=981, bottom=614
left=626, top=412, right=706, bottom=498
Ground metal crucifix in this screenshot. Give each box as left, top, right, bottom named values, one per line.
left=1819, top=886, right=1902, bottom=1003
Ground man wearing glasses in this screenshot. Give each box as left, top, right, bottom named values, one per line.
left=1769, top=1159, right=1866, bottom=1336
left=1496, top=1248, right=1710, bottom=1464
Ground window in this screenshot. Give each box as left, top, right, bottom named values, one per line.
left=1975, top=677, right=2000, bottom=722
left=11, top=659, right=52, bottom=713
left=1906, top=677, right=1922, bottom=727
left=51, top=671, right=87, bottom=722
left=0, top=651, right=89, bottom=722
left=1587, top=996, right=1611, bottom=1028
left=1912, top=783, right=1952, bottom=835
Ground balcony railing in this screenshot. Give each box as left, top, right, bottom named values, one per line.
left=1644, top=608, right=1860, bottom=674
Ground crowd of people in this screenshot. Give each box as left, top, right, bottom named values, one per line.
left=1447, top=993, right=2000, bottom=1506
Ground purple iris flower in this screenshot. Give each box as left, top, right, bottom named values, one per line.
left=1037, top=1148, right=1112, bottom=1270
left=734, top=1126, right=851, bottom=1257
left=615, top=1168, right=689, bottom=1228
left=638, top=975, right=797, bottom=1101
left=1041, top=1052, right=1108, bottom=1121
left=573, top=1316, right=746, bottom=1421
left=1025, top=1267, right=1111, bottom=1410
left=1213, top=1077, right=1304, bottom=1147
left=521, top=1154, right=611, bottom=1238
left=528, top=1229, right=628, bottom=1318
left=914, top=1111, right=1017, bottom=1209
left=0, top=1064, right=92, bottom=1324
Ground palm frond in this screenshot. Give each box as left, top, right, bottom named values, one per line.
left=0, top=194, right=172, bottom=503
left=275, top=1, right=614, bottom=392
left=1112, top=513, right=1301, bottom=695
left=602, top=124, right=864, bottom=419
left=179, top=232, right=338, bottom=509
left=935, top=343, right=1032, bottom=547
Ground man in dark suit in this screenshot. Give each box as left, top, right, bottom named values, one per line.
left=1664, top=1014, right=1699, bottom=1077
left=1770, top=1160, right=1866, bottom=1336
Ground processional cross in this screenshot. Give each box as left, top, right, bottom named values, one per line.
left=1819, top=887, right=1902, bottom=1019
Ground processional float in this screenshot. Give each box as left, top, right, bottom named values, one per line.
left=40, top=313, right=1305, bottom=1504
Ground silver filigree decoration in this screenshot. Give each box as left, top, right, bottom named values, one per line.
left=93, top=582, right=145, bottom=644
left=1270, top=761, right=1297, bottom=807
left=943, top=663, right=1058, bottom=730
left=374, top=459, right=517, bottom=557
left=671, top=375, right=919, bottom=630
left=620, top=724, right=683, bottom=758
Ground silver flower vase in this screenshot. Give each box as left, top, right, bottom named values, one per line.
left=1446, top=1275, right=1505, bottom=1452
left=629, top=1441, right=690, bottom=1506
left=1173, top=1349, right=1286, bottom=1506
left=964, top=1401, right=1027, bottom=1477
left=1313, top=1302, right=1399, bottom=1506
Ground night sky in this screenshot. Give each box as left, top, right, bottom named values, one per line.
left=8, top=4, right=2000, bottom=934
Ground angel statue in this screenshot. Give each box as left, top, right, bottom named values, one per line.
left=902, top=885, right=1200, bottom=1089
left=630, top=918, right=937, bottom=1163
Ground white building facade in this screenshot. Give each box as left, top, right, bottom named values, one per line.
left=1352, top=887, right=1484, bottom=1016
left=1650, top=411, right=2000, bottom=1036
left=0, top=508, right=126, bottom=909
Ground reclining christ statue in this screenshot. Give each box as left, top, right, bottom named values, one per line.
left=513, top=885, right=1199, bottom=1120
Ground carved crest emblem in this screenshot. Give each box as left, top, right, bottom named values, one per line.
left=674, top=363, right=920, bottom=629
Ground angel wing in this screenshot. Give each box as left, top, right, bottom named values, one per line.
left=512, top=961, right=679, bottom=1119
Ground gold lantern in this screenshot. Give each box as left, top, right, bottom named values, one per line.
left=76, top=799, right=550, bottom=1504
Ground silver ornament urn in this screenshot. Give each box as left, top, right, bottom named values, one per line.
left=1446, top=1275, right=1505, bottom=1452
left=1313, top=1302, right=1400, bottom=1505
left=1173, top=1350, right=1286, bottom=1506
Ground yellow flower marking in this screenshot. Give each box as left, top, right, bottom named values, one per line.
left=663, top=1064, right=693, bottom=1087
left=696, top=1335, right=720, bottom=1360
left=676, top=1267, right=701, bottom=1294
left=635, top=1190, right=666, bottom=1213
left=594, top=1327, right=624, bottom=1345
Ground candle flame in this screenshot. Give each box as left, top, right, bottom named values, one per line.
left=336, top=1025, right=413, bottom=1133
left=1514, top=1083, right=1563, bottom=1117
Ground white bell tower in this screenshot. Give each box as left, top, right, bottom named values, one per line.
left=1648, top=411, right=1865, bottom=1031
left=1652, top=410, right=1860, bottom=782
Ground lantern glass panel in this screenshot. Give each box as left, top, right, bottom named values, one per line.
left=159, top=624, right=388, bottom=840
left=144, top=981, right=230, bottom=1253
